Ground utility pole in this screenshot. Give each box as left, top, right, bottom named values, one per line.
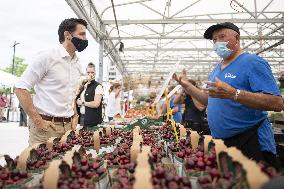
left=12, top=41, right=20, bottom=75
left=7, top=41, right=20, bottom=122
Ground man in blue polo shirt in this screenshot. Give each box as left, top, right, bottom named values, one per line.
left=173, top=22, right=284, bottom=166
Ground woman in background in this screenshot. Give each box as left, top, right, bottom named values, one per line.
left=106, top=83, right=122, bottom=121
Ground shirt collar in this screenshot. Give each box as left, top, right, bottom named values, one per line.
left=58, top=44, right=78, bottom=61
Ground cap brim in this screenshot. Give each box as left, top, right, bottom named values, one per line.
left=204, top=24, right=224, bottom=40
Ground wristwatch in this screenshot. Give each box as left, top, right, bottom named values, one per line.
left=234, top=89, right=241, bottom=101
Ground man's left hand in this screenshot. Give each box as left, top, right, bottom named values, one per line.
left=204, top=78, right=236, bottom=100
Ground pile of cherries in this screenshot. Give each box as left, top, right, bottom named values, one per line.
left=0, top=155, right=29, bottom=187
left=152, top=165, right=191, bottom=189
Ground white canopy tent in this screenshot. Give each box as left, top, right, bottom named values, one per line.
left=65, top=0, right=284, bottom=89
left=0, top=70, right=19, bottom=87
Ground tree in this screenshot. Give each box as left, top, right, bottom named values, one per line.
left=3, top=57, right=27, bottom=77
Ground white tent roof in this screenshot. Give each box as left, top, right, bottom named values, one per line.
left=0, top=70, right=19, bottom=87
left=65, top=0, right=284, bottom=85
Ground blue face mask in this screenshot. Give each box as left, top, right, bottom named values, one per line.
left=213, top=42, right=232, bottom=59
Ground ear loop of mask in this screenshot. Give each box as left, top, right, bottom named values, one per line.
left=67, top=32, right=74, bottom=40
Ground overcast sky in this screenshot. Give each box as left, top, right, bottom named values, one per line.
left=0, top=0, right=100, bottom=72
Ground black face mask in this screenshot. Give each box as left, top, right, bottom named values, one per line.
left=71, top=36, right=88, bottom=52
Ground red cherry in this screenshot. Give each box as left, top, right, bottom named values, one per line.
left=197, top=161, right=205, bottom=170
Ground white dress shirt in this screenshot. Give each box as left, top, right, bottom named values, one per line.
left=80, top=84, right=104, bottom=114
left=15, top=45, right=83, bottom=117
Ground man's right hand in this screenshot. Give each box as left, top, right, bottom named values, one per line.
left=173, top=69, right=187, bottom=84
left=33, top=117, right=56, bottom=131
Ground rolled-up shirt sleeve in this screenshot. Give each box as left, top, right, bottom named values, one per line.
left=15, top=52, right=47, bottom=91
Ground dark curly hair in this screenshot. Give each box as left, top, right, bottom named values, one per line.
left=58, top=18, right=88, bottom=43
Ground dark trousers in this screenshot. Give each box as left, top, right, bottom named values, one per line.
left=222, top=120, right=277, bottom=167
left=184, top=120, right=211, bottom=135
left=80, top=114, right=101, bottom=127
left=19, top=109, right=27, bottom=126
left=80, top=114, right=85, bottom=126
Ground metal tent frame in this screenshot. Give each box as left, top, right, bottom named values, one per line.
left=65, top=0, right=284, bottom=87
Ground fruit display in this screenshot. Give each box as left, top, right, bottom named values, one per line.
left=26, top=151, right=48, bottom=171
left=32, top=152, right=109, bottom=189
left=112, top=129, right=123, bottom=138
left=105, top=143, right=131, bottom=167
left=54, top=142, right=73, bottom=154
left=149, top=145, right=166, bottom=164
left=24, top=143, right=61, bottom=172
left=151, top=165, right=192, bottom=189
left=1, top=117, right=281, bottom=189
left=159, top=121, right=181, bottom=142
left=0, top=156, right=31, bottom=188
left=168, top=138, right=192, bottom=155
left=197, top=161, right=251, bottom=189
left=124, top=109, right=149, bottom=118
left=117, top=131, right=133, bottom=145
left=99, top=130, right=116, bottom=146
left=71, top=152, right=107, bottom=181
left=65, top=131, right=80, bottom=147
left=140, top=130, right=166, bottom=164
left=50, top=137, right=71, bottom=154
left=78, top=129, right=94, bottom=148
left=112, top=163, right=192, bottom=189
left=49, top=132, right=78, bottom=155
left=111, top=163, right=136, bottom=189
left=141, top=132, right=156, bottom=146
left=34, top=144, right=58, bottom=162
left=8, top=144, right=54, bottom=173
left=183, top=147, right=217, bottom=173
left=57, top=160, right=97, bottom=189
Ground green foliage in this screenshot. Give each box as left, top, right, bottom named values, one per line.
left=3, top=57, right=27, bottom=77
left=0, top=57, right=30, bottom=94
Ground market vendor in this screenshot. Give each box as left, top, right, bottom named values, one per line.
left=173, top=22, right=284, bottom=166
left=15, top=18, right=88, bottom=146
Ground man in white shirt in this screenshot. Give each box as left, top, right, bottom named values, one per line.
left=76, top=63, right=104, bottom=127
left=15, top=18, right=88, bottom=146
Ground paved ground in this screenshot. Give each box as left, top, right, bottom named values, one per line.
left=0, top=121, right=29, bottom=165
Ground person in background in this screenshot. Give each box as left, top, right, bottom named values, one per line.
left=124, top=97, right=129, bottom=114
left=157, top=92, right=166, bottom=116
left=0, top=92, right=8, bottom=121
left=174, top=79, right=210, bottom=134
left=76, top=63, right=103, bottom=127
left=107, top=83, right=122, bottom=121
left=15, top=18, right=88, bottom=146
left=168, top=86, right=183, bottom=123
left=19, top=103, right=27, bottom=126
